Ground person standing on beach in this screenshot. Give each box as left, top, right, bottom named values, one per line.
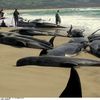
left=13, top=9, right=19, bottom=26
left=55, top=10, right=61, bottom=25
left=0, top=9, right=4, bottom=18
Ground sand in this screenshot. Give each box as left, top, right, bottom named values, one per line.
left=0, top=27, right=100, bottom=97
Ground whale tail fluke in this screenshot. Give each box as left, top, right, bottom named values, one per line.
left=59, top=67, right=82, bottom=98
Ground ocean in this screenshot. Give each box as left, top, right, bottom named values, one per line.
left=1, top=7, right=100, bottom=36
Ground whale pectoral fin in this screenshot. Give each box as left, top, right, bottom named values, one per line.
left=59, top=67, right=82, bottom=97
left=60, top=61, right=78, bottom=68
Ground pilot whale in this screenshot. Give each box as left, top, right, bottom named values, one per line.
left=10, top=28, right=67, bottom=37
left=16, top=56, right=100, bottom=67
left=40, top=43, right=85, bottom=57
left=0, top=32, right=55, bottom=49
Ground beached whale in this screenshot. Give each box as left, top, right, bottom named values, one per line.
left=17, top=18, right=66, bottom=28
left=16, top=56, right=100, bottom=67
left=34, top=22, right=66, bottom=28
left=10, top=27, right=67, bottom=37
left=89, top=40, right=100, bottom=57
left=40, top=42, right=85, bottom=57
left=67, top=25, right=85, bottom=37
left=0, top=32, right=55, bottom=49
left=60, top=67, right=82, bottom=97
left=86, top=29, right=100, bottom=57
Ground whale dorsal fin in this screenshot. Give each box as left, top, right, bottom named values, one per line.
left=39, top=36, right=56, bottom=56
left=49, top=36, right=56, bottom=47
left=68, top=25, right=73, bottom=33
left=39, top=49, right=48, bottom=56
left=67, top=25, right=73, bottom=37
left=60, top=67, right=82, bottom=97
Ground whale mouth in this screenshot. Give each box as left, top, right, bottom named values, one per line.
left=65, top=54, right=77, bottom=57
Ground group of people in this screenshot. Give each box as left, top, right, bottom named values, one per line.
left=0, top=9, right=7, bottom=27
left=0, top=9, right=19, bottom=27
left=0, top=9, right=61, bottom=27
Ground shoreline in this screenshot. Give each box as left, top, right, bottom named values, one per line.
left=4, top=6, right=100, bottom=11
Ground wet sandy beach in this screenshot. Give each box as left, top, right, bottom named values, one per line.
left=0, top=27, right=100, bottom=97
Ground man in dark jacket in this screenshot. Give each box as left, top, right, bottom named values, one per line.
left=13, top=9, right=19, bottom=26
left=0, top=9, right=4, bottom=19
left=55, top=10, right=61, bottom=25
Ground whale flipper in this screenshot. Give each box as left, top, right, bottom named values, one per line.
left=60, top=68, right=82, bottom=97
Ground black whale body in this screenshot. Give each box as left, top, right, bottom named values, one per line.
left=16, top=56, right=100, bottom=67
left=40, top=36, right=89, bottom=57
left=0, top=32, right=54, bottom=49
left=17, top=19, right=66, bottom=28
left=40, top=43, right=85, bottom=57
left=89, top=40, right=100, bottom=57
left=10, top=28, right=67, bottom=37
